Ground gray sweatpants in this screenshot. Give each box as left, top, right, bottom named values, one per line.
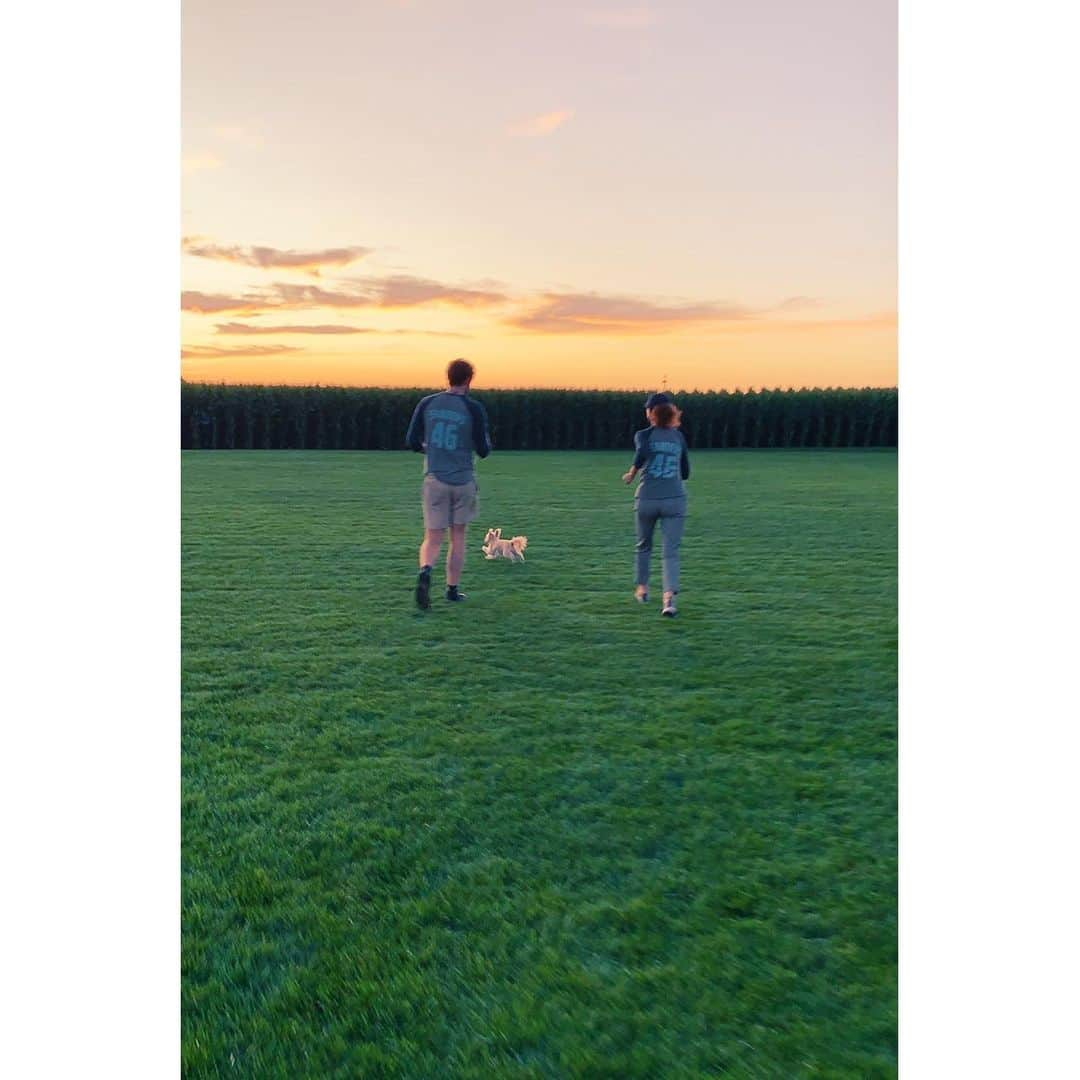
left=635, top=495, right=687, bottom=594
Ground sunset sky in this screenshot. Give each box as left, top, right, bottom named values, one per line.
left=182, top=0, right=896, bottom=390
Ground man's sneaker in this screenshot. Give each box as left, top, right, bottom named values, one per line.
left=415, top=571, right=432, bottom=610
left=635, top=590, right=649, bottom=603
left=661, top=602, right=677, bottom=618
left=446, top=586, right=467, bottom=602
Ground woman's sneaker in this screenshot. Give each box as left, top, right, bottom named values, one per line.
left=446, top=585, right=467, bottom=602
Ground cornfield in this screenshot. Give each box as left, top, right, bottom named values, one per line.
left=181, top=383, right=898, bottom=450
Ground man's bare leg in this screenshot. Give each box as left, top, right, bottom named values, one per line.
left=420, top=528, right=445, bottom=570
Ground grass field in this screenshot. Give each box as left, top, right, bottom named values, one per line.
left=182, top=449, right=897, bottom=1078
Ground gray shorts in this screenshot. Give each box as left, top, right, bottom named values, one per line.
left=422, top=475, right=478, bottom=530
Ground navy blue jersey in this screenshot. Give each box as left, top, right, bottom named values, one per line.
left=633, top=426, right=690, bottom=499
left=405, top=391, right=491, bottom=484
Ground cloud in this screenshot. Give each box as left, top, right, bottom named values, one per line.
left=212, top=125, right=264, bottom=148
left=182, top=291, right=267, bottom=314
left=762, top=312, right=898, bottom=332
left=387, top=329, right=470, bottom=338
left=214, top=322, right=375, bottom=335
left=182, top=153, right=222, bottom=174
left=505, top=291, right=890, bottom=336
left=582, top=7, right=656, bottom=29
left=255, top=283, right=367, bottom=309
left=181, top=344, right=303, bottom=359
left=267, top=276, right=508, bottom=310
left=507, top=292, right=752, bottom=333
left=184, top=274, right=847, bottom=339
left=215, top=320, right=470, bottom=338
left=182, top=237, right=371, bottom=273
left=508, top=109, right=574, bottom=137
left=772, top=296, right=822, bottom=313
left=183, top=275, right=507, bottom=317
left=363, top=275, right=507, bottom=308
left=704, top=311, right=898, bottom=335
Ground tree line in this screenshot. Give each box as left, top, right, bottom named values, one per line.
left=181, top=382, right=898, bottom=450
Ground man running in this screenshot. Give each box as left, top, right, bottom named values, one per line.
left=405, top=358, right=492, bottom=609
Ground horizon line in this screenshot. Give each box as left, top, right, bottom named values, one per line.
left=180, top=378, right=898, bottom=394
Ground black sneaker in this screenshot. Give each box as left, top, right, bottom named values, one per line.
left=446, top=586, right=467, bottom=602
left=415, top=571, right=432, bottom=610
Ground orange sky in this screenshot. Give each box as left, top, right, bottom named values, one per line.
left=182, top=1, right=896, bottom=391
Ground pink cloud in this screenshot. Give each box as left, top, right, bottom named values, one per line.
left=214, top=322, right=375, bottom=335
left=507, top=109, right=574, bottom=137
left=183, top=238, right=371, bottom=273
left=507, top=291, right=751, bottom=333
left=181, top=291, right=266, bottom=314
left=181, top=344, right=303, bottom=359
left=267, top=276, right=507, bottom=310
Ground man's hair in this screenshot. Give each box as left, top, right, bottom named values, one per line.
left=652, top=402, right=682, bottom=429
left=447, top=358, right=474, bottom=387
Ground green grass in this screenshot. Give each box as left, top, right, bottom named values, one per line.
left=182, top=449, right=897, bottom=1078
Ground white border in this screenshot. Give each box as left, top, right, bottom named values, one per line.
left=3, top=1, right=179, bottom=1076
left=4, top=0, right=1080, bottom=1074
left=900, top=0, right=1078, bottom=1074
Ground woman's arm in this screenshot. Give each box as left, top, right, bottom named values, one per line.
left=623, top=430, right=648, bottom=483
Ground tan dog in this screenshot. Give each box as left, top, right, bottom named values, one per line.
left=482, top=527, right=528, bottom=562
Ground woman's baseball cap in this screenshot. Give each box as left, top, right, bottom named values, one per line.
left=644, top=391, right=673, bottom=409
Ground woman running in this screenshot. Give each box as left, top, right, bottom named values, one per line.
left=622, top=392, right=690, bottom=617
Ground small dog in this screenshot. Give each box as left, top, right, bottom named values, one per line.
left=482, top=527, right=528, bottom=562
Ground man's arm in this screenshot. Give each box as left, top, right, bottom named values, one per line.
left=405, top=396, right=430, bottom=452
left=467, top=398, right=492, bottom=458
